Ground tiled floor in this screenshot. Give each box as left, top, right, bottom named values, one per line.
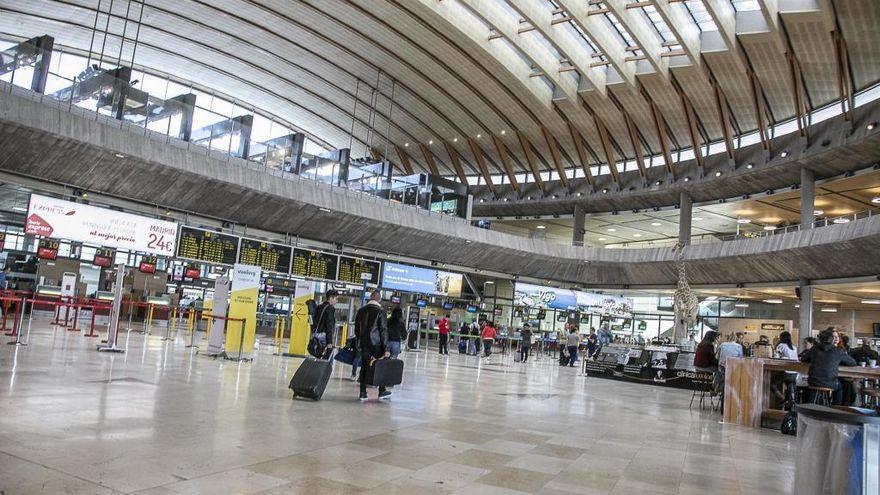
left=0, top=320, right=796, bottom=494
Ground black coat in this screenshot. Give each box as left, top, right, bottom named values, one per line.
left=355, top=301, right=388, bottom=358
left=387, top=318, right=406, bottom=342
left=313, top=302, right=336, bottom=344
left=801, top=343, right=857, bottom=389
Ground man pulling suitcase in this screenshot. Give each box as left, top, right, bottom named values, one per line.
left=355, top=290, right=398, bottom=402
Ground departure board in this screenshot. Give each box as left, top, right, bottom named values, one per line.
left=337, top=256, right=381, bottom=285
left=176, top=227, right=239, bottom=265
left=291, top=248, right=338, bottom=280
left=238, top=238, right=292, bottom=273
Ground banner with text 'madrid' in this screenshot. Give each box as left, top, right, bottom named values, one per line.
left=225, top=264, right=261, bottom=359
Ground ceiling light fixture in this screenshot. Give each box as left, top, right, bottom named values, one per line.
left=821, top=307, right=838, bottom=313
left=655, top=180, right=661, bottom=186
left=12, top=206, right=27, bottom=212
left=746, top=163, right=754, bottom=169
left=318, top=207, right=331, bottom=213
left=763, top=299, right=783, bottom=304
left=114, top=153, right=125, bottom=159
left=736, top=218, right=751, bottom=224
left=527, top=196, right=532, bottom=200
left=734, top=303, right=749, bottom=308
left=833, top=218, right=850, bottom=224
left=693, top=217, right=703, bottom=221
left=453, top=137, right=458, bottom=142
left=476, top=133, right=482, bottom=138
left=633, top=233, right=642, bottom=237
left=428, top=140, right=434, bottom=144
left=715, top=171, right=722, bottom=177
left=651, top=222, right=661, bottom=226
left=861, top=300, right=880, bottom=305
left=813, top=210, right=824, bottom=216
left=602, top=188, right=608, bottom=194
left=501, top=130, right=506, bottom=135
left=479, top=199, right=484, bottom=203
left=607, top=228, right=616, bottom=232
left=576, top=192, right=582, bottom=197
left=780, top=151, right=789, bottom=158
left=683, top=177, right=690, bottom=182
left=503, top=198, right=509, bottom=202
left=872, top=197, right=880, bottom=204
left=536, top=225, right=546, bottom=229
left=868, top=122, right=876, bottom=130
left=404, top=143, right=409, bottom=147
left=598, top=237, right=606, bottom=241
left=763, top=225, right=777, bottom=231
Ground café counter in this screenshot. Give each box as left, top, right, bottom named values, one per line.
left=723, top=357, right=880, bottom=428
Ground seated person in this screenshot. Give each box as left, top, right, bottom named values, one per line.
left=752, top=335, right=773, bottom=358
left=850, top=341, right=880, bottom=365
left=800, top=328, right=857, bottom=405
left=695, top=331, right=721, bottom=394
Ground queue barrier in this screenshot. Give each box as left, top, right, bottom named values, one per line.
left=273, top=316, right=287, bottom=355
left=20, top=297, right=111, bottom=343
left=205, top=314, right=248, bottom=361
left=1, top=295, right=26, bottom=344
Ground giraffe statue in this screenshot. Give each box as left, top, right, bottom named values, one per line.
left=672, top=242, right=699, bottom=339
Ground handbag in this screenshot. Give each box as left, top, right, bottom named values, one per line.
left=780, top=410, right=797, bottom=436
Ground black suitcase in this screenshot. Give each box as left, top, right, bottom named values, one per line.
left=289, top=358, right=333, bottom=400
left=370, top=358, right=404, bottom=387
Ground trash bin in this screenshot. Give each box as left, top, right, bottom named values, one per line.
left=794, top=404, right=880, bottom=495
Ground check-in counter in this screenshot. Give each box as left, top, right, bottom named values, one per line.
left=723, top=357, right=880, bottom=428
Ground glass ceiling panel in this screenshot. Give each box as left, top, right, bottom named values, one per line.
left=640, top=5, right=677, bottom=51
left=731, top=0, right=761, bottom=12
left=684, top=1, right=719, bottom=32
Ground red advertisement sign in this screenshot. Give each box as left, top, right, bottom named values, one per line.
left=38, top=239, right=59, bottom=260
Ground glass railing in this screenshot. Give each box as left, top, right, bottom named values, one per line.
left=0, top=46, right=471, bottom=221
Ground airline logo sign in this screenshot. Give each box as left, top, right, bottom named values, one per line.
left=25, top=194, right=178, bottom=256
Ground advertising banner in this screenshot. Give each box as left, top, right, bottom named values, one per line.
left=225, top=264, right=260, bottom=359
left=205, top=276, right=229, bottom=356
left=25, top=194, right=178, bottom=256
left=287, top=280, right=316, bottom=356
left=381, top=262, right=463, bottom=297
left=514, top=282, right=633, bottom=317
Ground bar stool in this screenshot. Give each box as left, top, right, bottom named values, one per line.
left=863, top=389, right=880, bottom=409
left=808, top=386, right=834, bottom=406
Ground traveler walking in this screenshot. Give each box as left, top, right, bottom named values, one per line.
left=470, top=320, right=481, bottom=355
left=355, top=290, right=391, bottom=402
left=387, top=306, right=405, bottom=359
left=586, top=331, right=598, bottom=360
left=308, top=289, right=339, bottom=359
left=481, top=321, right=497, bottom=358
left=438, top=314, right=450, bottom=355
left=519, top=323, right=532, bottom=363
left=565, top=327, right=580, bottom=367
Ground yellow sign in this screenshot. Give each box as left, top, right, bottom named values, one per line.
left=226, top=264, right=261, bottom=359
left=288, top=280, right=316, bottom=356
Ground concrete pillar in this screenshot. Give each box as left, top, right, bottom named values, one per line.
left=572, top=205, right=585, bottom=247
left=678, top=191, right=692, bottom=246
left=801, top=167, right=815, bottom=230
left=799, top=283, right=813, bottom=341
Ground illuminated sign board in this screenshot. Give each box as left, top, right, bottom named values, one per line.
left=380, top=262, right=463, bottom=297
left=176, top=227, right=239, bottom=265
left=238, top=238, right=292, bottom=274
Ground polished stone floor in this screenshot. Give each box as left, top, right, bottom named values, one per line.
left=0, top=319, right=796, bottom=494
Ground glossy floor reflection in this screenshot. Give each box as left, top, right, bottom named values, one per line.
left=0, top=321, right=796, bottom=494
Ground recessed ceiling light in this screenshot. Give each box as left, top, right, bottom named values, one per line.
left=833, top=218, right=850, bottom=224
left=428, top=140, right=434, bottom=144
left=746, top=163, right=754, bottom=169
left=734, top=303, right=749, bottom=308
left=633, top=233, right=642, bottom=237
left=651, top=222, right=661, bottom=226
left=479, top=199, right=484, bottom=203
left=465, top=240, right=472, bottom=243
left=501, top=130, right=506, bottom=135
left=655, top=180, right=661, bottom=186
left=693, top=217, right=703, bottom=221
left=484, top=280, right=494, bottom=284
left=602, top=188, right=608, bottom=194
left=404, top=143, right=409, bottom=147
left=821, top=307, right=838, bottom=313
left=683, top=177, right=690, bottom=182
left=114, top=153, right=125, bottom=158
left=715, top=171, right=722, bottom=177
left=12, top=206, right=27, bottom=212
left=503, top=198, right=509, bottom=202
left=453, top=137, right=458, bottom=142
left=607, top=228, right=616, bottom=232
left=763, top=225, right=776, bottom=231
left=780, top=151, right=789, bottom=158
left=861, top=299, right=880, bottom=305
left=551, top=195, right=557, bottom=199
left=868, top=122, right=876, bottom=130
left=763, top=299, right=783, bottom=304
left=872, top=197, right=880, bottom=204
left=527, top=196, right=532, bottom=200
left=536, top=225, right=546, bottom=229
left=476, top=133, right=482, bottom=138
left=576, top=192, right=582, bottom=197
left=318, top=207, right=332, bottom=213
left=736, top=219, right=751, bottom=224
left=813, top=210, right=824, bottom=216
left=598, top=237, right=606, bottom=241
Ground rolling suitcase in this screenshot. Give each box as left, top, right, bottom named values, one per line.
left=289, top=357, right=333, bottom=400
left=370, top=358, right=404, bottom=387
left=458, top=340, right=467, bottom=354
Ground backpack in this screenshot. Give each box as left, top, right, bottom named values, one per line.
left=780, top=410, right=797, bottom=436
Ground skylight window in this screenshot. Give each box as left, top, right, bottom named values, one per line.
left=683, top=1, right=718, bottom=32
left=731, top=0, right=761, bottom=12
left=639, top=5, right=677, bottom=51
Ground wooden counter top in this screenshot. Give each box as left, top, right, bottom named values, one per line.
left=723, top=357, right=880, bottom=428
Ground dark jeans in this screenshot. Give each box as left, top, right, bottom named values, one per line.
left=483, top=339, right=493, bottom=357
left=438, top=333, right=448, bottom=354
left=567, top=346, right=578, bottom=366
left=359, top=356, right=386, bottom=397
left=520, top=345, right=530, bottom=362
left=350, top=351, right=361, bottom=377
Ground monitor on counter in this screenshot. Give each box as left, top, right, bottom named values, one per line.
left=873, top=323, right=880, bottom=338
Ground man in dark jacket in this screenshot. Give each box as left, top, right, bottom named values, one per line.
left=801, top=328, right=857, bottom=404
left=355, top=290, right=391, bottom=401
left=851, top=341, right=880, bottom=365
left=310, top=290, right=338, bottom=358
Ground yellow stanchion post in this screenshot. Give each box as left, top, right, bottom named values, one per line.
left=205, top=315, right=212, bottom=339
left=273, top=317, right=280, bottom=349
left=277, top=318, right=286, bottom=355
left=187, top=310, right=195, bottom=337
left=170, top=307, right=177, bottom=334
left=147, top=304, right=155, bottom=334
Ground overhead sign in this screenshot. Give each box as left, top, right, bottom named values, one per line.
left=176, top=226, right=239, bottom=265
left=238, top=238, right=292, bottom=274
left=92, top=247, right=115, bottom=268
left=37, top=238, right=59, bottom=260
left=380, top=262, right=463, bottom=297
left=291, top=248, right=338, bottom=281
left=514, top=282, right=633, bottom=317
left=139, top=255, right=158, bottom=274
left=25, top=194, right=178, bottom=256
left=337, top=256, right=381, bottom=285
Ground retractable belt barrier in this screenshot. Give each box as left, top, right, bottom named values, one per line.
left=206, top=315, right=247, bottom=361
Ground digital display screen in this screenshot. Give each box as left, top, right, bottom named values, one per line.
left=337, top=256, right=381, bottom=285
left=93, top=247, right=114, bottom=267
left=390, top=295, right=401, bottom=304
left=416, top=299, right=427, bottom=308
left=380, top=262, right=463, bottom=297
left=38, top=238, right=59, bottom=260
left=139, top=255, right=158, bottom=274
left=443, top=302, right=454, bottom=310
left=291, top=248, right=338, bottom=281
left=238, top=238, right=292, bottom=274
left=184, top=264, right=200, bottom=280
left=466, top=305, right=478, bottom=313
left=177, top=227, right=239, bottom=265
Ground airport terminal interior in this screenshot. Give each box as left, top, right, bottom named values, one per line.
left=2, top=0, right=880, bottom=494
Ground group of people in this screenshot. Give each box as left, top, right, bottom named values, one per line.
left=695, top=326, right=878, bottom=406
left=456, top=318, right=498, bottom=357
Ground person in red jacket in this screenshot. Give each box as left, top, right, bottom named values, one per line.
left=481, top=321, right=497, bottom=358
left=438, top=314, right=450, bottom=355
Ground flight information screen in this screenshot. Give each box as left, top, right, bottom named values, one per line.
left=238, top=238, right=292, bottom=273
left=176, top=227, right=239, bottom=265
left=337, top=256, right=381, bottom=285
left=291, top=248, right=338, bottom=280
